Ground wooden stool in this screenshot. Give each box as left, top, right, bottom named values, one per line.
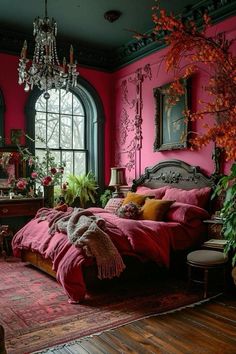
left=187, top=250, right=228, bottom=298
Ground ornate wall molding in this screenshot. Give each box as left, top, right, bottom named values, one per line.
left=115, top=64, right=152, bottom=177
left=1, top=0, right=235, bottom=71
left=113, top=0, right=236, bottom=69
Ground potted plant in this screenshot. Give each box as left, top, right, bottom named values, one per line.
left=61, top=171, right=97, bottom=208
left=213, top=163, right=236, bottom=282
left=99, top=188, right=113, bottom=208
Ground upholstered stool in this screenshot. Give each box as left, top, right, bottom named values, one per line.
left=187, top=250, right=228, bottom=298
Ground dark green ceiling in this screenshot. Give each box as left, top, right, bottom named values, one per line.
left=0, top=0, right=235, bottom=70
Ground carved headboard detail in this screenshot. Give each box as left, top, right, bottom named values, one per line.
left=132, top=159, right=215, bottom=191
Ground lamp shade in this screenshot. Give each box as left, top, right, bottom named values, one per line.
left=109, top=167, right=127, bottom=187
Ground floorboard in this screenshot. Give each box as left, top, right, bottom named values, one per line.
left=35, top=292, right=236, bottom=354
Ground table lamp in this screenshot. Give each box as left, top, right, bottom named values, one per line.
left=109, top=167, right=127, bottom=197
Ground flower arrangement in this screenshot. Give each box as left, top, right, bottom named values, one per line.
left=18, top=145, right=65, bottom=189
left=135, top=1, right=236, bottom=161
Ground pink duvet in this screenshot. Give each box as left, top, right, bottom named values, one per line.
left=12, top=207, right=205, bottom=302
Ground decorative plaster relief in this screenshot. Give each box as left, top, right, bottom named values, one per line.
left=115, top=64, right=152, bottom=178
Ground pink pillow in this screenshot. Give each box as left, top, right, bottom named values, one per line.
left=104, top=198, right=124, bottom=214
left=162, top=187, right=211, bottom=209
left=136, top=186, right=170, bottom=199
left=165, top=202, right=210, bottom=224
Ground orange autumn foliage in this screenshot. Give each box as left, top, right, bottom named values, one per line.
left=148, top=1, right=236, bottom=161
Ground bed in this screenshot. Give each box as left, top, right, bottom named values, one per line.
left=12, top=159, right=215, bottom=303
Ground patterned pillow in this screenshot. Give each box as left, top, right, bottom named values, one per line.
left=104, top=198, right=124, bottom=214
left=116, top=202, right=141, bottom=219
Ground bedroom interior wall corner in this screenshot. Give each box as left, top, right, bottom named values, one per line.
left=113, top=15, right=236, bottom=178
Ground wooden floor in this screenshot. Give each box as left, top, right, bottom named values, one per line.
left=38, top=293, right=236, bottom=354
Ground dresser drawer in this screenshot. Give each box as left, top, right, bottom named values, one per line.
left=0, top=199, right=44, bottom=217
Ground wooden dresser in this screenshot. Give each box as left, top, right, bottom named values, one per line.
left=0, top=197, right=44, bottom=257
left=0, top=197, right=44, bottom=219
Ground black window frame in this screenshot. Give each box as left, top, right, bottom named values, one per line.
left=25, top=77, right=105, bottom=190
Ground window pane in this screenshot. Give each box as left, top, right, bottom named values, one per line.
left=35, top=149, right=45, bottom=165
left=47, top=89, right=59, bottom=113
left=51, top=150, right=61, bottom=165
left=47, top=114, right=59, bottom=148
left=61, top=90, right=72, bottom=114
left=35, top=112, right=46, bottom=148
left=35, top=89, right=88, bottom=179
left=73, top=95, right=84, bottom=115
left=74, top=152, right=86, bottom=175
left=62, top=151, right=73, bottom=178
left=73, top=116, right=84, bottom=149
left=35, top=95, right=46, bottom=111
left=61, top=115, right=72, bottom=149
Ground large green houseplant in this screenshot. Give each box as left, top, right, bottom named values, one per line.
left=61, top=171, right=97, bottom=208
left=213, top=163, right=236, bottom=267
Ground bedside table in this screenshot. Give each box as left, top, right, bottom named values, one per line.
left=203, top=217, right=223, bottom=239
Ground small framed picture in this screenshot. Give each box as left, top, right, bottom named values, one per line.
left=10, top=129, right=23, bottom=146
left=153, top=79, right=190, bottom=151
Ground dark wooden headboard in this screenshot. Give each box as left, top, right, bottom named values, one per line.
left=132, top=159, right=215, bottom=191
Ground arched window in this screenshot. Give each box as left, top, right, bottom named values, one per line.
left=25, top=77, right=105, bottom=189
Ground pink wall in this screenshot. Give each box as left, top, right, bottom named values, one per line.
left=0, top=54, right=113, bottom=184
left=1, top=15, right=235, bottom=187
left=112, top=16, right=236, bottom=185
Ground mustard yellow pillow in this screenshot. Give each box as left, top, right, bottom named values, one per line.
left=141, top=198, right=175, bottom=221
left=122, top=192, right=147, bottom=206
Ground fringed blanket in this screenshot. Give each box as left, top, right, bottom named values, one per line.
left=35, top=208, right=126, bottom=279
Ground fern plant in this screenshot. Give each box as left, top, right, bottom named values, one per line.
left=100, top=189, right=113, bottom=208
left=213, top=163, right=236, bottom=266
left=61, top=171, right=97, bottom=208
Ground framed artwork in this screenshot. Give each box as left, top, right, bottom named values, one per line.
left=10, top=129, right=23, bottom=146
left=153, top=79, right=190, bottom=151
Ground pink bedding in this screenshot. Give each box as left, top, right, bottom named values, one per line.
left=12, top=207, right=207, bottom=303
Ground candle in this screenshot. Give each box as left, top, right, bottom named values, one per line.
left=70, top=45, right=74, bottom=65
left=21, top=40, right=27, bottom=59
left=63, top=57, right=66, bottom=72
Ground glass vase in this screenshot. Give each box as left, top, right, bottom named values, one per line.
left=43, top=185, right=54, bottom=208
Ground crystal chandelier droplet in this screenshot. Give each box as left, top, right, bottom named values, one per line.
left=17, top=0, right=79, bottom=98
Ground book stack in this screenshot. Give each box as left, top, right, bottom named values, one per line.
left=203, top=239, right=228, bottom=250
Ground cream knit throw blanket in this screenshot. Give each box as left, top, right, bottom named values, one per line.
left=54, top=208, right=126, bottom=280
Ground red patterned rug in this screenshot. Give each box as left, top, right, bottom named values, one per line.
left=1, top=258, right=208, bottom=354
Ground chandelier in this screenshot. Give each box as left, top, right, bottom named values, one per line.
left=18, top=0, right=78, bottom=99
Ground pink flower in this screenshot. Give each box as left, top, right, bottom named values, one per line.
left=16, top=179, right=27, bottom=190
left=59, top=167, right=64, bottom=174
left=42, top=176, right=52, bottom=186
left=50, top=167, right=57, bottom=175
left=28, top=158, right=34, bottom=167
left=31, top=171, right=38, bottom=179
